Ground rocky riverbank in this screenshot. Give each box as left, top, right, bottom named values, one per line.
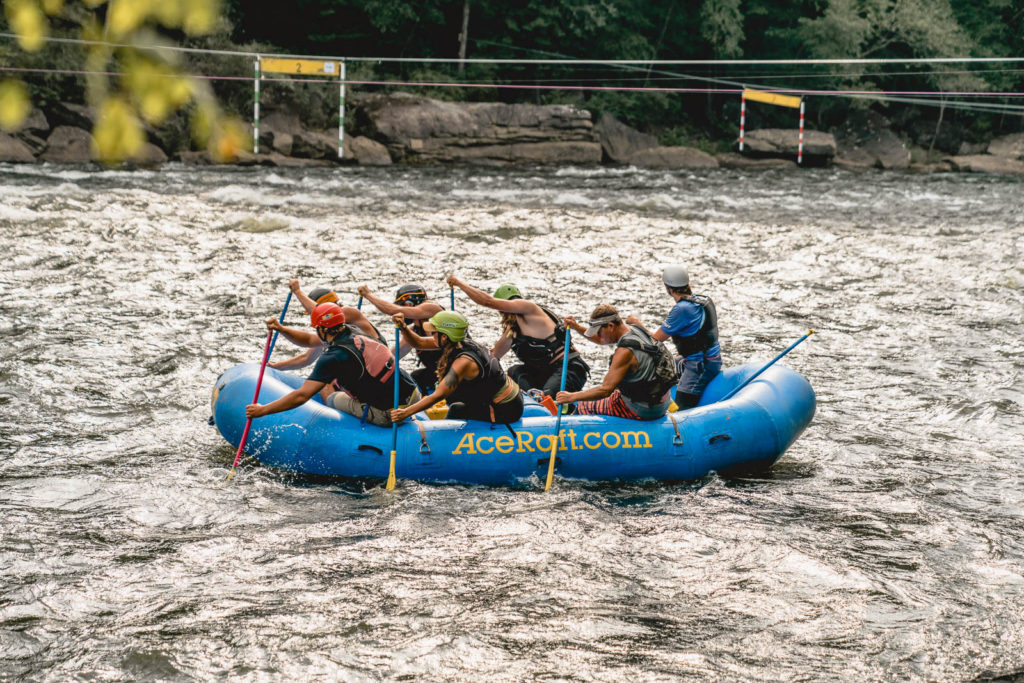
left=2, top=93, right=1023, bottom=174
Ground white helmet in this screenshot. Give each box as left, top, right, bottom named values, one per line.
left=662, top=265, right=689, bottom=288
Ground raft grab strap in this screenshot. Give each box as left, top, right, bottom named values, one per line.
left=412, top=418, right=430, bottom=453
left=667, top=413, right=683, bottom=446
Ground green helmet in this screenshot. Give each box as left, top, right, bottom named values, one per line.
left=493, top=284, right=523, bottom=300
left=428, top=311, right=469, bottom=342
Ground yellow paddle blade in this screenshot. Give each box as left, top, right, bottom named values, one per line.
left=225, top=467, right=236, bottom=482
left=385, top=449, right=396, bottom=490
left=544, top=441, right=557, bottom=491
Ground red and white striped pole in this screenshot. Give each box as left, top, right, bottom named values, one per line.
left=738, top=94, right=746, bottom=152
left=797, top=99, right=805, bottom=164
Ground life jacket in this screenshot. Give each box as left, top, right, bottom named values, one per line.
left=616, top=326, right=679, bottom=406
left=328, top=326, right=403, bottom=409
left=449, top=339, right=518, bottom=407
left=508, top=305, right=580, bottom=367
left=670, top=294, right=720, bottom=358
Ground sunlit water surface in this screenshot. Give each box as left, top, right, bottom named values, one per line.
left=1, top=163, right=1022, bottom=680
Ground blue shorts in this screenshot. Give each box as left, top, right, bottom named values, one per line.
left=676, top=355, right=722, bottom=406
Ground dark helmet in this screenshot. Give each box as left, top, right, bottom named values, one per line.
left=310, top=303, right=346, bottom=329
left=308, top=287, right=339, bottom=305
left=394, top=284, right=427, bottom=306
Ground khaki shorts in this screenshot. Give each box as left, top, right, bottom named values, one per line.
left=327, top=388, right=422, bottom=427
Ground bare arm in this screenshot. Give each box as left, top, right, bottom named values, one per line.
left=446, top=275, right=536, bottom=315
left=270, top=347, right=320, bottom=370
left=624, top=314, right=669, bottom=342
left=490, top=334, right=513, bottom=359
left=563, top=316, right=601, bottom=345
left=246, top=379, right=325, bottom=417
left=393, top=313, right=439, bottom=350
left=556, top=348, right=635, bottom=404
left=289, top=280, right=318, bottom=315
left=390, top=356, right=476, bottom=421
left=267, top=318, right=320, bottom=348
left=342, top=306, right=381, bottom=340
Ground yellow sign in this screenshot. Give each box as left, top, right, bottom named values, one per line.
left=452, top=428, right=653, bottom=455
left=261, top=58, right=339, bottom=76
left=743, top=89, right=802, bottom=109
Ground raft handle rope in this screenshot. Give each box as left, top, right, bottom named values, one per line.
left=667, top=413, right=683, bottom=446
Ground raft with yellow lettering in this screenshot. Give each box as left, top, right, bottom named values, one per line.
left=210, top=361, right=815, bottom=485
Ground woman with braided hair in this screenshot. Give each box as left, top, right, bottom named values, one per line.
left=389, top=310, right=524, bottom=425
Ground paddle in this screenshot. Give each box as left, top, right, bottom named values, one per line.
left=385, top=324, right=401, bottom=490
left=357, top=296, right=363, bottom=310
left=449, top=286, right=455, bottom=310
left=227, top=292, right=293, bottom=481
left=544, top=327, right=572, bottom=491
left=718, top=329, right=816, bottom=403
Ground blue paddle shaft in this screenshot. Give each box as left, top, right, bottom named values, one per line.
left=391, top=326, right=400, bottom=453
left=450, top=287, right=455, bottom=310
left=554, top=327, right=571, bottom=425
left=719, top=330, right=815, bottom=403
left=267, top=292, right=293, bottom=358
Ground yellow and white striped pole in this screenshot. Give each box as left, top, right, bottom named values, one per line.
left=253, top=56, right=261, bottom=155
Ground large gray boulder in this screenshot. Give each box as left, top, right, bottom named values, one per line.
left=627, top=146, right=718, bottom=169
left=740, top=128, right=836, bottom=164
left=0, top=132, right=36, bottom=162
left=291, top=130, right=338, bottom=159
left=943, top=155, right=1024, bottom=175
left=987, top=133, right=1024, bottom=160
left=40, top=126, right=93, bottom=163
left=595, top=113, right=658, bottom=163
left=834, top=110, right=910, bottom=169
left=343, top=135, right=392, bottom=165
left=356, top=93, right=598, bottom=163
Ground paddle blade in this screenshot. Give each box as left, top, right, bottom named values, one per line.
left=544, top=442, right=557, bottom=491
left=386, top=450, right=397, bottom=490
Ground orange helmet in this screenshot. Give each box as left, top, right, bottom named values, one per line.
left=311, top=303, right=346, bottom=329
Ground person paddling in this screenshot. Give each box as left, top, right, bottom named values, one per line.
left=445, top=274, right=589, bottom=399
left=357, top=283, right=445, bottom=393
left=626, top=266, right=722, bottom=409
left=558, top=304, right=674, bottom=421
left=389, top=311, right=524, bottom=425
left=270, top=280, right=387, bottom=371
left=246, top=303, right=420, bottom=426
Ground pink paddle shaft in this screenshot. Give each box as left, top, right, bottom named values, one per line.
left=230, top=329, right=274, bottom=469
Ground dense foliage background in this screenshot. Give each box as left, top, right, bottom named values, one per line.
left=4, top=0, right=1024, bottom=153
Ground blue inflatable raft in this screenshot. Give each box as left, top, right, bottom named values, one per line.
left=210, top=361, right=815, bottom=485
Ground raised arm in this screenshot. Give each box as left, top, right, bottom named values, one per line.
left=357, top=285, right=442, bottom=319
left=446, top=274, right=536, bottom=315
left=393, top=313, right=439, bottom=350
left=289, top=280, right=319, bottom=315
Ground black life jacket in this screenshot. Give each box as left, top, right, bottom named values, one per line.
left=670, top=295, right=720, bottom=357
left=508, top=305, right=580, bottom=367
left=616, top=326, right=679, bottom=406
left=329, top=327, right=411, bottom=409
left=448, top=339, right=510, bottom=406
